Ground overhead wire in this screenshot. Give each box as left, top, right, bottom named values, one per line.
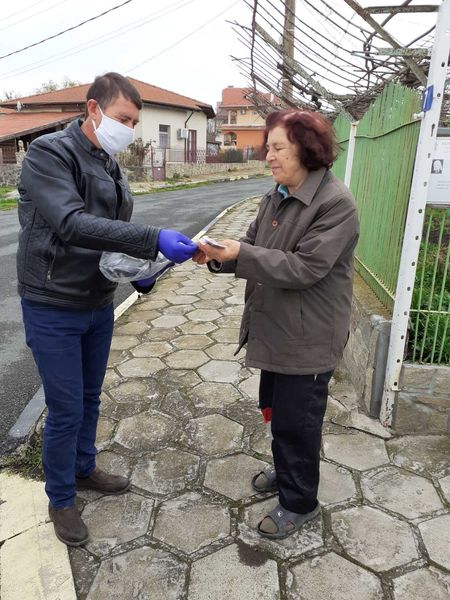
left=0, top=0, right=134, bottom=61
left=0, top=0, right=72, bottom=34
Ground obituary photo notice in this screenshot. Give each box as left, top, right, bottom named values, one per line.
left=427, top=137, right=450, bottom=206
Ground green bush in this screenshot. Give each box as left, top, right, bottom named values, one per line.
left=408, top=209, right=449, bottom=364
left=221, top=148, right=244, bottom=163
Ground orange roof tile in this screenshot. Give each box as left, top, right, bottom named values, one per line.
left=0, top=112, right=82, bottom=142
left=1, top=77, right=214, bottom=118
left=220, top=87, right=279, bottom=108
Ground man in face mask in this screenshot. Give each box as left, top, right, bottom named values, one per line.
left=17, top=72, right=197, bottom=546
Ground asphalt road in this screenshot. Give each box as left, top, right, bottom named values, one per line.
left=0, top=176, right=271, bottom=453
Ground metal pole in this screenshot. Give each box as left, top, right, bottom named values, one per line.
left=380, top=0, right=450, bottom=426
left=282, top=0, right=296, bottom=101
left=344, top=121, right=359, bottom=187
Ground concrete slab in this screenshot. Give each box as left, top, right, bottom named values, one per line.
left=361, top=466, right=443, bottom=519
left=189, top=543, right=279, bottom=600
left=114, top=410, right=177, bottom=453
left=82, top=493, right=154, bottom=557
left=392, top=567, right=450, bottom=600
left=131, top=448, right=200, bottom=496
left=183, top=414, right=244, bottom=456
left=331, top=505, right=419, bottom=571
left=188, top=381, right=241, bottom=410
left=323, top=431, right=389, bottom=471
left=0, top=523, right=76, bottom=600
left=0, top=472, right=47, bottom=541
left=418, top=513, right=450, bottom=571
left=318, top=461, right=357, bottom=506
left=386, top=435, right=450, bottom=479
left=198, top=360, right=241, bottom=383
left=204, top=453, right=269, bottom=500
left=153, top=492, right=230, bottom=554
left=87, top=546, right=187, bottom=600
left=287, top=551, right=383, bottom=600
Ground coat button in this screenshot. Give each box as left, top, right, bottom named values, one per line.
left=272, top=219, right=278, bottom=228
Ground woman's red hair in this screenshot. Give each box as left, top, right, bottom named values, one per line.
left=263, top=109, right=338, bottom=170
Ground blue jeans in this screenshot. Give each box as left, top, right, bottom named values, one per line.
left=21, top=299, right=114, bottom=509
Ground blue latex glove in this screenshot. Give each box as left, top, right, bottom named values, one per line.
left=158, top=229, right=197, bottom=263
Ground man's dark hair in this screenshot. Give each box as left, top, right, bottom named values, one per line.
left=85, top=72, right=142, bottom=113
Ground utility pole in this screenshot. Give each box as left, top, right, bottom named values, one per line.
left=282, top=0, right=296, bottom=101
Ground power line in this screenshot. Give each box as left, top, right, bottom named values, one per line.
left=0, top=0, right=72, bottom=34
left=0, top=0, right=134, bottom=61
left=126, top=0, right=241, bottom=73
left=0, top=0, right=195, bottom=81
left=2, top=0, right=46, bottom=22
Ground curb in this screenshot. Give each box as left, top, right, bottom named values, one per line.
left=4, top=194, right=261, bottom=450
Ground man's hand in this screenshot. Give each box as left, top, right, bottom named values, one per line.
left=158, top=229, right=198, bottom=263
left=195, top=239, right=241, bottom=263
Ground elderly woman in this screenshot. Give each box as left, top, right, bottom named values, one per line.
left=194, top=109, right=359, bottom=540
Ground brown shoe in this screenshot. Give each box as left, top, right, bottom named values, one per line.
left=75, top=467, right=130, bottom=495
left=48, top=504, right=89, bottom=547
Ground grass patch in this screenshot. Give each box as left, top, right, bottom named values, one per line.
left=0, top=186, right=18, bottom=210
left=1, top=433, right=44, bottom=481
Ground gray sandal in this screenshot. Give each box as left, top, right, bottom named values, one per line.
left=257, top=503, right=320, bottom=539
left=251, top=466, right=277, bottom=492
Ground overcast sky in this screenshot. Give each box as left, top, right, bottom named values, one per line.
left=0, top=0, right=439, bottom=107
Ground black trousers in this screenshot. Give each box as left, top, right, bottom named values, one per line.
left=259, top=369, right=333, bottom=514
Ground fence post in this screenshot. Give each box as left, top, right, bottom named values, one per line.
left=380, top=0, right=450, bottom=426
left=344, top=120, right=358, bottom=187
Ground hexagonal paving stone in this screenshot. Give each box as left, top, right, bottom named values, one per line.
left=109, top=335, right=139, bottom=351
left=157, top=368, right=201, bottom=390
left=135, top=298, right=168, bottom=310
left=172, top=334, right=212, bottom=350
left=95, top=450, right=133, bottom=478
left=189, top=543, right=279, bottom=600
left=102, top=368, right=121, bottom=389
left=198, top=360, right=241, bottom=383
left=204, top=343, right=244, bottom=361
left=153, top=492, right=230, bottom=554
left=194, top=299, right=224, bottom=310
left=210, top=327, right=240, bottom=343
left=141, top=327, right=175, bottom=342
left=95, top=417, right=115, bottom=450
left=323, top=431, right=389, bottom=471
left=101, top=381, right=159, bottom=420
left=287, top=552, right=383, bottom=600
left=131, top=448, right=200, bottom=496
left=387, top=435, right=450, bottom=479
left=418, top=514, right=450, bottom=571
left=178, top=321, right=217, bottom=335
left=331, top=505, right=419, bottom=571
left=187, top=308, right=221, bottom=322
left=239, top=374, right=260, bottom=400
left=239, top=497, right=323, bottom=560
left=114, top=410, right=177, bottom=453
left=164, top=294, right=196, bottom=305
left=164, top=349, right=209, bottom=369
left=318, top=461, right=357, bottom=506
left=87, top=546, right=187, bottom=600
left=438, top=474, right=450, bottom=503
left=185, top=414, right=244, bottom=456
left=204, top=453, right=269, bottom=500
left=82, top=493, right=153, bottom=557
left=188, top=382, right=241, bottom=410
left=116, top=357, right=165, bottom=378
left=114, top=321, right=149, bottom=336
left=392, top=566, right=450, bottom=600
left=361, top=466, right=443, bottom=519
left=131, top=341, right=172, bottom=357
left=125, top=309, right=161, bottom=323
left=249, top=427, right=272, bottom=457
left=151, top=314, right=187, bottom=328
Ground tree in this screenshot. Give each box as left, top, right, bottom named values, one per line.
left=1, top=89, right=20, bottom=101
left=34, top=77, right=81, bottom=94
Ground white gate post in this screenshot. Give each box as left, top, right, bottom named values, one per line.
left=344, top=120, right=359, bottom=187
left=380, top=0, right=450, bottom=426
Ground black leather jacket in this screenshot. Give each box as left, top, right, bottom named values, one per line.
left=17, top=120, right=160, bottom=309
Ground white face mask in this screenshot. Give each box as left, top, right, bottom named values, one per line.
left=92, top=104, right=134, bottom=155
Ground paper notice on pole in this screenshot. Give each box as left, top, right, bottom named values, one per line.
left=427, top=136, right=450, bottom=206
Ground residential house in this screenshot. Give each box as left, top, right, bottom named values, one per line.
left=217, top=86, right=281, bottom=156
left=0, top=77, right=214, bottom=168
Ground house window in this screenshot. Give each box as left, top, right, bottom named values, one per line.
left=224, top=132, right=237, bottom=146
left=159, top=125, right=170, bottom=148
left=229, top=111, right=237, bottom=125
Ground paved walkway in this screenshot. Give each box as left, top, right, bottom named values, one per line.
left=1, top=196, right=450, bottom=600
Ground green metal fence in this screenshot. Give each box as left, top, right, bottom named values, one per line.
left=332, top=113, right=351, bottom=182
left=409, top=208, right=450, bottom=364
left=349, top=83, right=422, bottom=309
left=332, top=82, right=449, bottom=365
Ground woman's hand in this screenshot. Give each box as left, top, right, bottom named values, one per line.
left=196, top=239, right=241, bottom=262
